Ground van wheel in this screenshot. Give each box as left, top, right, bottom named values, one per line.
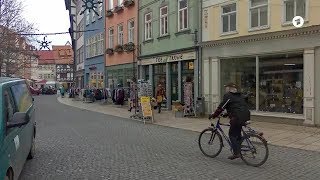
left=27, top=135, right=35, bottom=160
left=5, top=169, right=13, bottom=180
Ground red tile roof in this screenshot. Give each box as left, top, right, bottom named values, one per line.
left=36, top=50, right=55, bottom=65
left=52, top=45, right=74, bottom=65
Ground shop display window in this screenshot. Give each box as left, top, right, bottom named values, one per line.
left=259, top=54, right=303, bottom=114
left=220, top=57, right=257, bottom=110
left=220, top=53, right=303, bottom=114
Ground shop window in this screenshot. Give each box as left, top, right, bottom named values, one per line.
left=220, top=58, right=257, bottom=110
left=259, top=54, right=303, bottom=114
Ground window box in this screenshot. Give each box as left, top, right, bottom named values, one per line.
left=114, top=6, right=124, bottom=13
left=114, top=45, right=124, bottom=53
left=106, top=10, right=114, bottom=17
left=123, top=0, right=134, bottom=8
left=123, top=42, right=135, bottom=52
left=106, top=48, right=114, bottom=55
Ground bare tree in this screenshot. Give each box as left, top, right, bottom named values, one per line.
left=0, top=0, right=36, bottom=77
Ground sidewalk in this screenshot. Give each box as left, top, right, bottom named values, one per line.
left=57, top=97, right=320, bottom=152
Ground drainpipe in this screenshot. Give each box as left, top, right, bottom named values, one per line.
left=198, top=0, right=203, bottom=97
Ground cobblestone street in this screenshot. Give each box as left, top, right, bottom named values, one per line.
left=19, top=96, right=320, bottom=180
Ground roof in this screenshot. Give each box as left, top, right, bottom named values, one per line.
left=36, top=50, right=55, bottom=65
left=52, top=45, right=74, bottom=65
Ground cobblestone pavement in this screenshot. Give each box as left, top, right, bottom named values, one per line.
left=19, top=96, right=320, bottom=180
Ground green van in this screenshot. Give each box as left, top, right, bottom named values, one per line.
left=0, top=78, right=36, bottom=180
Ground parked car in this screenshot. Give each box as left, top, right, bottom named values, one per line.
left=29, top=86, right=41, bottom=95
left=0, top=77, right=36, bottom=180
left=41, top=86, right=56, bottom=95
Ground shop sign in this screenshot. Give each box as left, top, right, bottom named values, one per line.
left=140, top=51, right=196, bottom=65
left=140, top=96, right=153, bottom=118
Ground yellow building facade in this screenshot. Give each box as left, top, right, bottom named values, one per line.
left=201, top=0, right=320, bottom=126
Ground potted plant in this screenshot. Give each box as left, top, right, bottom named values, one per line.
left=123, top=42, right=135, bottom=52
left=124, top=0, right=134, bottom=7
left=173, top=102, right=184, bottom=118
left=106, top=9, right=114, bottom=17
left=114, top=5, right=124, bottom=13
left=114, top=45, right=123, bottom=53
left=106, top=48, right=114, bottom=55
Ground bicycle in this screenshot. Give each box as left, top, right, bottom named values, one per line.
left=198, top=114, right=269, bottom=167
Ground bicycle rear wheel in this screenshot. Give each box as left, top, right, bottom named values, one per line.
left=240, top=133, right=269, bottom=167
left=198, top=128, right=223, bottom=158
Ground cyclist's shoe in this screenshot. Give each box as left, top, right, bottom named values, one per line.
left=228, top=154, right=240, bottom=160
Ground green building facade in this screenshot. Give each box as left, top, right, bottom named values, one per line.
left=138, top=0, right=200, bottom=110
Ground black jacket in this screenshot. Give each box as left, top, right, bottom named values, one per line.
left=218, top=92, right=250, bottom=122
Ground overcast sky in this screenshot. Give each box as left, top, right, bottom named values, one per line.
left=22, top=0, right=71, bottom=47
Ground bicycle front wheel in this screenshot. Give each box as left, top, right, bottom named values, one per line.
left=240, top=133, right=269, bottom=167
left=198, top=128, right=223, bottom=158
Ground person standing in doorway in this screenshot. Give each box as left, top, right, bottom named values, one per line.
left=156, top=84, right=166, bottom=113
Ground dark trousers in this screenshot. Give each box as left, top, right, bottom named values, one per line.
left=229, top=118, right=242, bottom=155
left=157, top=102, right=162, bottom=113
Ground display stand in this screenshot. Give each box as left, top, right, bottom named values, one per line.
left=140, top=96, right=154, bottom=124
left=130, top=80, right=154, bottom=123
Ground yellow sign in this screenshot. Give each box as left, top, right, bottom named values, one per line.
left=188, top=62, right=194, bottom=70
left=140, top=96, right=153, bottom=117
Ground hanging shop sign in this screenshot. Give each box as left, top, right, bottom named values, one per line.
left=140, top=51, right=196, bottom=65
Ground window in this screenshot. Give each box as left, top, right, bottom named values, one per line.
left=86, top=39, right=90, bottom=58
left=221, top=58, right=257, bottom=110
left=109, top=28, right=114, bottom=48
left=259, top=54, right=303, bottom=114
left=221, top=3, right=237, bottom=33
left=86, top=10, right=90, bottom=25
left=86, top=34, right=104, bottom=58
left=178, top=0, right=188, bottom=31
left=118, top=0, right=123, bottom=6
left=80, top=46, right=84, bottom=63
left=3, top=90, right=15, bottom=124
left=284, top=0, right=306, bottom=22
left=92, top=8, right=96, bottom=22
left=220, top=53, right=304, bottom=114
left=160, top=6, right=168, bottom=36
left=108, top=0, right=113, bottom=10
left=128, top=20, right=134, bottom=43
left=97, top=33, right=104, bottom=55
left=94, top=35, right=98, bottom=56
left=118, top=24, right=124, bottom=45
left=250, top=0, right=268, bottom=29
left=11, top=83, right=33, bottom=112
left=98, top=1, right=103, bottom=18
left=145, top=13, right=152, bottom=40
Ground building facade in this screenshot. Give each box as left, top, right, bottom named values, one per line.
left=74, top=0, right=85, bottom=88
left=138, top=0, right=201, bottom=110
left=105, top=0, right=138, bottom=89
left=36, top=50, right=56, bottom=82
left=201, top=0, right=320, bottom=125
left=84, top=1, right=105, bottom=88
left=52, top=45, right=74, bottom=86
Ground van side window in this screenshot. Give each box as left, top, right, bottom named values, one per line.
left=11, top=83, right=33, bottom=112
left=4, top=90, right=15, bottom=124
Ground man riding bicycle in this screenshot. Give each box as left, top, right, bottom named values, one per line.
left=209, top=83, right=250, bottom=160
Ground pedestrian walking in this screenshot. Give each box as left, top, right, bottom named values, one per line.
left=155, top=84, right=166, bottom=113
